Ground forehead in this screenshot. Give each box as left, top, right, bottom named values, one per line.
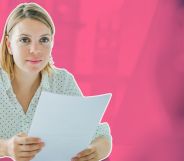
left=10, top=18, right=51, bottom=36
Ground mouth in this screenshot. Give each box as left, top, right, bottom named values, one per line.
left=26, top=60, right=42, bottom=64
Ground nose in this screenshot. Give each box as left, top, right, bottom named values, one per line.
left=29, top=42, right=41, bottom=55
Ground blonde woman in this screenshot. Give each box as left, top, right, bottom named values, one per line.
left=0, top=3, right=112, bottom=161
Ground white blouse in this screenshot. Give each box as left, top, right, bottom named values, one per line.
left=0, top=67, right=111, bottom=143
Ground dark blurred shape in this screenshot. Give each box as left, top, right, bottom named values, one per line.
left=178, top=0, right=184, bottom=6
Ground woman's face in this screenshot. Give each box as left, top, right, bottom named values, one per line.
left=6, top=18, right=53, bottom=75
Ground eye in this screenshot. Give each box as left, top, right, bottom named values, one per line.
left=40, top=37, right=50, bottom=43
left=19, top=37, right=30, bottom=43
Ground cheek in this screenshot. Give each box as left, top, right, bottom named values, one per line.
left=43, top=48, right=52, bottom=58
left=11, top=45, right=27, bottom=57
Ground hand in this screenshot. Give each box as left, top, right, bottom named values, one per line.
left=5, top=132, right=45, bottom=161
left=71, top=145, right=99, bottom=161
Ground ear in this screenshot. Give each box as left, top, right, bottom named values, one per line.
left=5, top=36, right=12, bottom=55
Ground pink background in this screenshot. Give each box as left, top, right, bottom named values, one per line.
left=1, top=0, right=184, bottom=160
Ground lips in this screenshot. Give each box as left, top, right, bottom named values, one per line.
left=27, top=60, right=42, bottom=62
left=26, top=59, right=42, bottom=64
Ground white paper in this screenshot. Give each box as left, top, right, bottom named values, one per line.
left=28, top=92, right=112, bottom=161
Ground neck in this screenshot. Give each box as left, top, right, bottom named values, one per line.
left=12, top=67, right=41, bottom=92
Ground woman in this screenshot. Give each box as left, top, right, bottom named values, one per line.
left=0, top=2, right=112, bottom=161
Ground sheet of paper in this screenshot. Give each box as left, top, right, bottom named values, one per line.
left=28, top=92, right=112, bottom=161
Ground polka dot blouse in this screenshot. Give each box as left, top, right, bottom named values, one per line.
left=0, top=67, right=112, bottom=143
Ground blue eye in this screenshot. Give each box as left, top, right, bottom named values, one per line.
left=19, top=37, right=30, bottom=43
left=40, top=37, right=50, bottom=43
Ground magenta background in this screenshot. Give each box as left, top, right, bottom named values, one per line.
left=2, top=0, right=184, bottom=161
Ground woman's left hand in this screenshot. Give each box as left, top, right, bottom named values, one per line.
left=71, top=145, right=99, bottom=161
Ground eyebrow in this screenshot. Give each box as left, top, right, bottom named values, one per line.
left=18, top=34, right=51, bottom=37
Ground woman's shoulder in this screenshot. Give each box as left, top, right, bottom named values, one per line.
left=49, top=67, right=76, bottom=86
left=46, top=67, right=82, bottom=96
left=0, top=67, right=11, bottom=91
left=0, top=67, right=5, bottom=74
left=0, top=67, right=9, bottom=81
left=51, top=67, right=74, bottom=78
left=47, top=67, right=72, bottom=89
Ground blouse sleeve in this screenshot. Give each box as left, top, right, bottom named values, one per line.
left=91, top=122, right=112, bottom=143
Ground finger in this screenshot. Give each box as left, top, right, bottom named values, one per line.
left=18, top=156, right=35, bottom=161
left=19, top=149, right=40, bottom=161
left=77, top=152, right=97, bottom=161
left=16, top=136, right=42, bottom=145
left=76, top=147, right=95, bottom=157
left=18, top=142, right=45, bottom=152
left=88, top=159, right=98, bottom=161
left=19, top=149, right=41, bottom=157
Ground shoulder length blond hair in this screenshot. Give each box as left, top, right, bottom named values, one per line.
left=0, top=2, right=55, bottom=79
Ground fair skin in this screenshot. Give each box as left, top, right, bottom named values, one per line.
left=7, top=18, right=53, bottom=113
left=71, top=136, right=111, bottom=161
left=2, top=18, right=111, bottom=161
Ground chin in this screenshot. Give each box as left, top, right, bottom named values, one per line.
left=25, top=67, right=43, bottom=74
left=23, top=62, right=48, bottom=74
